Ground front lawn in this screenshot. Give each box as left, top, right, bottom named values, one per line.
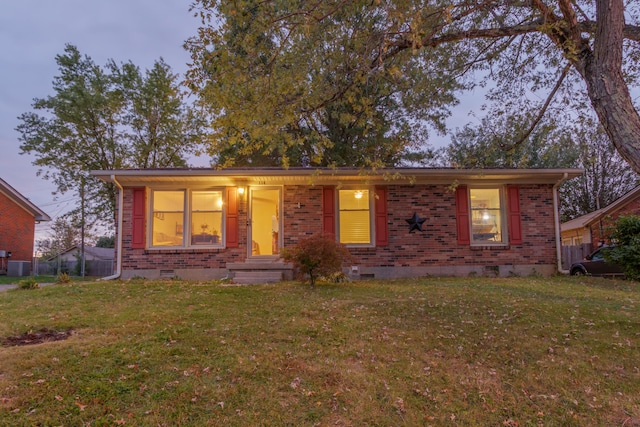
left=0, top=276, right=638, bottom=426
left=0, top=275, right=57, bottom=285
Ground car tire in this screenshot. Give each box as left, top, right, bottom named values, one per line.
left=571, top=267, right=586, bottom=276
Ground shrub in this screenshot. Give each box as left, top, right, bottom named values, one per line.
left=281, top=233, right=352, bottom=287
left=605, top=214, right=640, bottom=280
left=56, top=272, right=71, bottom=284
left=18, top=277, right=39, bottom=290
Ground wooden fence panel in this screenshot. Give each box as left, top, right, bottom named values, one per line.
left=561, top=244, right=592, bottom=270
left=34, top=259, right=114, bottom=277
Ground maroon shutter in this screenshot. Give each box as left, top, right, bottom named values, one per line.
left=507, top=185, right=523, bottom=245
left=131, top=188, right=146, bottom=249
left=226, top=187, right=239, bottom=248
left=456, top=186, right=470, bottom=245
left=374, top=186, right=388, bottom=246
left=322, top=187, right=335, bottom=236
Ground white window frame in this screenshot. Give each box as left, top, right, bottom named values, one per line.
left=149, top=188, right=226, bottom=249
left=336, top=187, right=374, bottom=247
left=468, top=186, right=507, bottom=246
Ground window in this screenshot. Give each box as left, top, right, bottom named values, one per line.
left=469, top=188, right=504, bottom=244
left=151, top=189, right=224, bottom=248
left=152, top=191, right=184, bottom=246
left=338, top=189, right=372, bottom=245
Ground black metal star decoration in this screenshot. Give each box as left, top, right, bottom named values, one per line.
left=406, top=212, right=426, bottom=233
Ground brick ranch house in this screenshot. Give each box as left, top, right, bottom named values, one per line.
left=0, top=177, right=51, bottom=275
left=91, top=168, right=582, bottom=283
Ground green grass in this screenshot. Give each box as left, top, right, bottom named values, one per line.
left=0, top=275, right=101, bottom=285
left=0, top=275, right=57, bottom=285
left=0, top=276, right=638, bottom=426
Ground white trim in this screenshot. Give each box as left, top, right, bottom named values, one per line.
left=0, top=177, right=51, bottom=221
left=248, top=186, right=283, bottom=259
left=468, top=186, right=507, bottom=246
left=99, top=175, right=123, bottom=280
left=337, top=187, right=375, bottom=247
left=554, top=173, right=570, bottom=274
left=148, top=188, right=226, bottom=250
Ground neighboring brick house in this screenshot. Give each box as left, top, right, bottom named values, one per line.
left=91, top=168, right=581, bottom=283
left=561, top=185, right=640, bottom=251
left=0, top=177, right=51, bottom=274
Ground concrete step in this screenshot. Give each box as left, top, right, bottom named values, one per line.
left=232, top=270, right=283, bottom=284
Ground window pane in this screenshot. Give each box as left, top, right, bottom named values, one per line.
left=152, top=191, right=184, bottom=246
left=339, top=189, right=371, bottom=244
left=193, top=191, right=223, bottom=211
left=340, top=211, right=371, bottom=243
left=470, top=188, right=502, bottom=243
left=191, top=191, right=223, bottom=246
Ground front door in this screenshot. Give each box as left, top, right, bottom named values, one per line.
left=249, top=187, right=282, bottom=257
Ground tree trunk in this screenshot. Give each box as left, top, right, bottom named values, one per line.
left=578, top=0, right=640, bottom=173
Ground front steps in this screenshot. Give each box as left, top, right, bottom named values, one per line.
left=227, top=260, right=294, bottom=284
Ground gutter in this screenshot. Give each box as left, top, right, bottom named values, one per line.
left=99, top=175, right=123, bottom=280
left=553, top=172, right=570, bottom=274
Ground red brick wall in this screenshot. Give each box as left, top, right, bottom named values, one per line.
left=0, top=192, right=36, bottom=261
left=345, top=184, right=556, bottom=268
left=118, top=183, right=558, bottom=275
left=119, top=188, right=248, bottom=272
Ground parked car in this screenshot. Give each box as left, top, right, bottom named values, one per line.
left=570, top=246, right=624, bottom=277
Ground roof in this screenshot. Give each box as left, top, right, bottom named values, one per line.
left=91, top=167, right=583, bottom=187
left=45, top=245, right=115, bottom=261
left=561, top=209, right=603, bottom=233
left=0, top=177, right=51, bottom=222
left=561, top=185, right=640, bottom=232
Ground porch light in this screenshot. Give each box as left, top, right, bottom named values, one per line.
left=354, top=190, right=363, bottom=199
left=238, top=187, right=245, bottom=195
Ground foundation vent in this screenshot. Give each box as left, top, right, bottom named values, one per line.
left=160, top=269, right=175, bottom=278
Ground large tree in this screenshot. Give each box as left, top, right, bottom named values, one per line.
left=559, top=122, right=638, bottom=221
left=17, top=45, right=205, bottom=229
left=445, top=115, right=579, bottom=169
left=185, top=0, right=640, bottom=170
left=444, top=115, right=638, bottom=221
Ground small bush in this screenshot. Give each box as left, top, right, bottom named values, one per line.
left=605, top=214, right=640, bottom=280
left=18, top=277, right=39, bottom=290
left=56, top=272, right=71, bottom=284
left=281, top=233, right=352, bottom=287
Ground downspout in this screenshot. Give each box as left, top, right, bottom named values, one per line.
left=99, top=175, right=123, bottom=280
left=553, top=173, right=570, bottom=274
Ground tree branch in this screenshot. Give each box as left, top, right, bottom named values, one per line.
left=501, top=62, right=572, bottom=151
left=578, top=21, right=640, bottom=42
left=379, top=21, right=544, bottom=65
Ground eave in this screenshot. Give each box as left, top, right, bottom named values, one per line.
left=0, top=177, right=51, bottom=222
left=91, top=167, right=583, bottom=187
left=582, top=185, right=640, bottom=228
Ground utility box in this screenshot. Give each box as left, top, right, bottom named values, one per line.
left=7, top=261, right=31, bottom=277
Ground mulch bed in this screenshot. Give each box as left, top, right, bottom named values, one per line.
left=2, top=328, right=73, bottom=346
